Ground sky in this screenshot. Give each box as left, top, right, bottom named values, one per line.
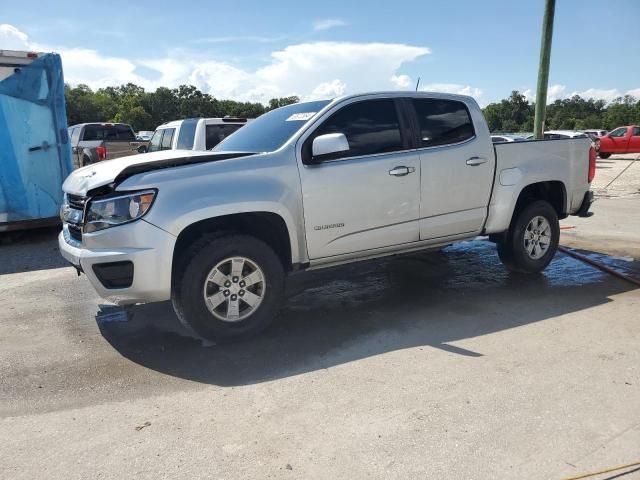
left=2, top=0, right=639, bottom=106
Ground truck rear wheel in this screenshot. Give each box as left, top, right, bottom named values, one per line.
left=172, top=234, right=284, bottom=343
left=497, top=200, right=559, bottom=274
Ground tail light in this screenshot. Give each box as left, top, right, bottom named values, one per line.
left=96, top=146, right=107, bottom=161
left=588, top=146, right=596, bottom=183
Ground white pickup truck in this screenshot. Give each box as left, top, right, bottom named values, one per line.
left=140, top=117, right=250, bottom=153
left=59, top=92, right=595, bottom=342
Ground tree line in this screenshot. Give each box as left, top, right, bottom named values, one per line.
left=65, top=83, right=640, bottom=134
left=64, top=82, right=299, bottom=130
left=483, top=90, right=640, bottom=133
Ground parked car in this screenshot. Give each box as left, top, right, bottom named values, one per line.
left=491, top=135, right=526, bottom=143
left=136, top=131, right=154, bottom=141
left=68, top=123, right=142, bottom=168
left=59, top=92, right=595, bottom=343
left=526, top=130, right=590, bottom=140
left=0, top=50, right=73, bottom=232
left=139, top=117, right=250, bottom=153
left=597, top=126, right=640, bottom=159
left=583, top=129, right=608, bottom=138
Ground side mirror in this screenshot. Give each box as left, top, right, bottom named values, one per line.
left=311, top=133, right=349, bottom=161
left=137, top=145, right=148, bottom=154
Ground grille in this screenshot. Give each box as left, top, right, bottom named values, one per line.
left=64, top=193, right=87, bottom=244
left=67, top=194, right=87, bottom=211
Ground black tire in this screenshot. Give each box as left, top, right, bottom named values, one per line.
left=497, top=200, right=560, bottom=274
left=598, top=152, right=611, bottom=159
left=172, top=234, right=284, bottom=343
left=81, top=155, right=92, bottom=167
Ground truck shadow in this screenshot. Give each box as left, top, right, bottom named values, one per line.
left=98, top=241, right=638, bottom=387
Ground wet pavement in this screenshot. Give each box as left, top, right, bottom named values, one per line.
left=1, top=225, right=639, bottom=479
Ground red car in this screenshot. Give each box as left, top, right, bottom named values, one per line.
left=598, top=125, right=640, bottom=158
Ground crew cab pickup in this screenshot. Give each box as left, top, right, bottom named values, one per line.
left=597, top=125, right=640, bottom=158
left=59, top=92, right=595, bottom=343
left=68, top=122, right=141, bottom=168
left=140, top=117, right=250, bottom=153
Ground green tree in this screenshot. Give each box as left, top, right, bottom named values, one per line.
left=268, top=96, right=300, bottom=110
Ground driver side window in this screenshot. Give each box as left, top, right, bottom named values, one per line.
left=609, top=127, right=627, bottom=138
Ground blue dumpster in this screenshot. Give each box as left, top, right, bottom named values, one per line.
left=0, top=51, right=73, bottom=232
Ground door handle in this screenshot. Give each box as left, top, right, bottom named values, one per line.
left=389, top=166, right=415, bottom=177
left=466, top=156, right=487, bottom=166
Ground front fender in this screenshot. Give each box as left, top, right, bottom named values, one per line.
left=117, top=155, right=307, bottom=263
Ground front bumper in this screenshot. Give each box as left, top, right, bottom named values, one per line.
left=59, top=219, right=176, bottom=305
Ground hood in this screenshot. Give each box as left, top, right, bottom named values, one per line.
left=62, top=150, right=254, bottom=197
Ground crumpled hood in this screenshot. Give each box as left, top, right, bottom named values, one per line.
left=62, top=150, right=253, bottom=197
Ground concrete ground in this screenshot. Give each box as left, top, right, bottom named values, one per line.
left=1, top=158, right=639, bottom=479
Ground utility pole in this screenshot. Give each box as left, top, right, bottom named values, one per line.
left=533, top=0, right=556, bottom=139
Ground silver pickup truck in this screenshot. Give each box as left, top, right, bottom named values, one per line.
left=59, top=92, right=595, bottom=342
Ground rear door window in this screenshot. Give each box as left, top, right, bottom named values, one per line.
left=176, top=119, right=199, bottom=150
left=205, top=124, right=243, bottom=149
left=82, top=125, right=103, bottom=141
left=412, top=98, right=475, bottom=147
left=633, top=127, right=640, bottom=136
left=161, top=128, right=175, bottom=150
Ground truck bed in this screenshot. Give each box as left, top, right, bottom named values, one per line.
left=485, top=137, right=592, bottom=234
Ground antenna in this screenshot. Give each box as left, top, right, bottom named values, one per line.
left=415, top=77, right=421, bottom=91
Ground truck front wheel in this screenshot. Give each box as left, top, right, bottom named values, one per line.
left=598, top=152, right=611, bottom=159
left=172, top=234, right=284, bottom=343
left=497, top=200, right=560, bottom=274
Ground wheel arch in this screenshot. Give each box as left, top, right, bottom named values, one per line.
left=514, top=180, right=567, bottom=219
left=171, top=211, right=295, bottom=290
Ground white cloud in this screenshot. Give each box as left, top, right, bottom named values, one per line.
left=3, top=22, right=430, bottom=104
left=626, top=88, right=640, bottom=99
left=313, top=18, right=348, bottom=31
left=523, top=84, right=566, bottom=103
left=390, top=74, right=412, bottom=88
left=570, top=88, right=619, bottom=103
left=420, top=83, right=484, bottom=100
left=310, top=79, right=347, bottom=98
left=0, top=23, right=30, bottom=49
left=522, top=84, right=640, bottom=103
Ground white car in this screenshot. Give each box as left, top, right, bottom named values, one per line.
left=144, top=117, right=250, bottom=153
left=136, top=131, right=154, bottom=141
left=526, top=130, right=590, bottom=140
left=491, top=135, right=527, bottom=143
left=582, top=129, right=608, bottom=138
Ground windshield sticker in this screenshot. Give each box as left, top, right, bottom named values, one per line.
left=286, top=112, right=316, bottom=122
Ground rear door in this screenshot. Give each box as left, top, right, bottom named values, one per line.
left=409, top=97, right=495, bottom=240
left=297, top=97, right=420, bottom=259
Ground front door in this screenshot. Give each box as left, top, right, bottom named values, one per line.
left=297, top=98, right=420, bottom=260
left=606, top=127, right=630, bottom=153
left=409, top=97, right=495, bottom=240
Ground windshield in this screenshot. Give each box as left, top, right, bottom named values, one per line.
left=213, top=100, right=331, bottom=153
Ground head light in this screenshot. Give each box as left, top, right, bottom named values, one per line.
left=85, top=190, right=156, bottom=233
